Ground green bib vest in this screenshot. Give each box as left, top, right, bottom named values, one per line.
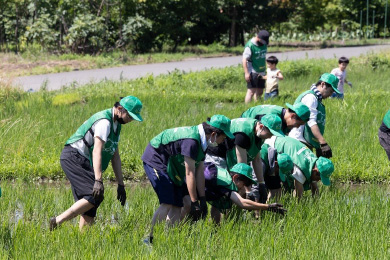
left=66, top=109, right=121, bottom=172
left=150, top=126, right=204, bottom=186
left=274, top=137, right=317, bottom=190
left=295, top=90, right=326, bottom=149
left=245, top=40, right=267, bottom=73
left=383, top=110, right=390, bottom=128
left=226, top=118, right=262, bottom=170
left=208, top=167, right=237, bottom=211
left=241, top=105, right=287, bottom=134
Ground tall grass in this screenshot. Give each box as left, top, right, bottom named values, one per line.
left=1, top=52, right=390, bottom=182
left=0, top=181, right=388, bottom=258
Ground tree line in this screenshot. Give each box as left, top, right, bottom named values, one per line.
left=0, top=0, right=388, bottom=54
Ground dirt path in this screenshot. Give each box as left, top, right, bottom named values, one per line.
left=12, top=44, right=390, bottom=92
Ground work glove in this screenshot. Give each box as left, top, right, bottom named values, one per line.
left=189, top=200, right=202, bottom=222
left=92, top=180, right=104, bottom=202
left=199, top=196, right=208, bottom=219
left=320, top=143, right=332, bottom=158
left=267, top=203, right=287, bottom=216
left=258, top=183, right=268, bottom=204
left=117, top=184, right=126, bottom=206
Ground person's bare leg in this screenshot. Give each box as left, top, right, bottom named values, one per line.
left=210, top=206, right=221, bottom=224
left=167, top=206, right=181, bottom=226
left=245, top=88, right=256, bottom=103
left=79, top=215, right=95, bottom=230
left=55, top=199, right=94, bottom=226
left=180, top=195, right=191, bottom=220
left=255, top=88, right=263, bottom=101
left=268, top=188, right=282, bottom=202
left=150, top=203, right=171, bottom=237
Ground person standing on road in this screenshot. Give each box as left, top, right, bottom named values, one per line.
left=243, top=30, right=269, bottom=103
left=50, top=96, right=143, bottom=230
left=378, top=109, right=390, bottom=160
left=241, top=103, right=310, bottom=135
left=141, top=115, right=234, bottom=245
left=289, top=73, right=339, bottom=158
left=265, top=136, right=334, bottom=199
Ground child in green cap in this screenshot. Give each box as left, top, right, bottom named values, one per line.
left=266, top=136, right=334, bottom=199
left=50, top=96, right=143, bottom=231
left=182, top=163, right=286, bottom=224
left=289, top=73, right=339, bottom=159
left=141, top=115, right=234, bottom=245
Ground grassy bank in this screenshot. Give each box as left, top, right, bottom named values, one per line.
left=1, top=52, right=390, bottom=182
left=2, top=39, right=389, bottom=78
left=0, top=182, right=388, bottom=259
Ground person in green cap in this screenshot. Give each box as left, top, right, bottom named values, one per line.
left=50, top=96, right=143, bottom=230
left=141, top=115, right=234, bottom=245
left=378, top=109, right=390, bottom=160
left=182, top=163, right=286, bottom=224
left=241, top=103, right=310, bottom=135
left=265, top=136, right=334, bottom=199
left=289, top=73, right=340, bottom=158
left=206, top=114, right=285, bottom=204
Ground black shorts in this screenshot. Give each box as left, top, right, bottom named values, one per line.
left=378, top=129, right=390, bottom=160
left=60, top=145, right=102, bottom=217
left=246, top=72, right=265, bottom=89
left=264, top=174, right=282, bottom=190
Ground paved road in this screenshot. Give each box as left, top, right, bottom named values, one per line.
left=13, top=44, right=390, bottom=91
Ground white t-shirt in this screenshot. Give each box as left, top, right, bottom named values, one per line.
left=265, top=68, right=280, bottom=93
left=331, top=68, right=346, bottom=94
left=288, top=92, right=318, bottom=143
left=71, top=109, right=118, bottom=159
left=291, top=165, right=306, bottom=184
left=243, top=38, right=261, bottom=74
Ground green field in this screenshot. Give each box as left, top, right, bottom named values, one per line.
left=1, top=52, right=390, bottom=259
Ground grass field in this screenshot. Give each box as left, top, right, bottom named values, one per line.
left=0, top=182, right=389, bottom=259
left=1, top=51, right=390, bottom=259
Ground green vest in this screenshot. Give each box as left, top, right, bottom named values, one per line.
left=66, top=109, right=121, bottom=172
left=274, top=137, right=317, bottom=190
left=383, top=110, right=390, bottom=128
left=226, top=118, right=262, bottom=170
left=208, top=167, right=237, bottom=211
left=295, top=90, right=326, bottom=149
left=241, top=105, right=287, bottom=134
left=150, top=126, right=205, bottom=186
left=245, top=40, right=267, bottom=73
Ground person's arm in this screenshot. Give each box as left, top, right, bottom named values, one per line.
left=195, top=161, right=205, bottom=198
left=242, top=57, right=250, bottom=82
left=230, top=191, right=269, bottom=210
left=294, top=179, right=304, bottom=199
left=311, top=181, right=319, bottom=197
left=252, top=153, right=264, bottom=183
left=184, top=156, right=197, bottom=202
left=310, top=124, right=327, bottom=144
left=111, top=148, right=124, bottom=186
left=276, top=70, right=284, bottom=80
left=92, top=136, right=105, bottom=181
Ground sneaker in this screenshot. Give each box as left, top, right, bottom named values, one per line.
left=49, top=217, right=58, bottom=231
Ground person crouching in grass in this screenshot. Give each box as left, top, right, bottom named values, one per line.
left=50, top=96, right=143, bottom=231
left=183, top=163, right=286, bottom=224
left=141, top=115, right=234, bottom=245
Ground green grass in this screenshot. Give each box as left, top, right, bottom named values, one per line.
left=0, top=181, right=389, bottom=259
left=1, top=51, right=390, bottom=182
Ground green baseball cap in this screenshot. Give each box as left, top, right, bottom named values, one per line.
left=119, top=96, right=143, bottom=122
left=285, top=102, right=310, bottom=122
left=319, top=73, right=340, bottom=94
left=260, top=114, right=285, bottom=137
left=316, top=157, right=334, bottom=186
left=277, top=153, right=293, bottom=182
left=207, top=115, right=234, bottom=139
left=230, top=163, right=257, bottom=185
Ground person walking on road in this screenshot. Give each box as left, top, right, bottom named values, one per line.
left=243, top=30, right=269, bottom=103
left=50, top=96, right=143, bottom=230
left=141, top=115, right=234, bottom=245
left=289, top=73, right=339, bottom=158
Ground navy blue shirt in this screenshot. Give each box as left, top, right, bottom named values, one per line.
left=142, top=139, right=203, bottom=171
